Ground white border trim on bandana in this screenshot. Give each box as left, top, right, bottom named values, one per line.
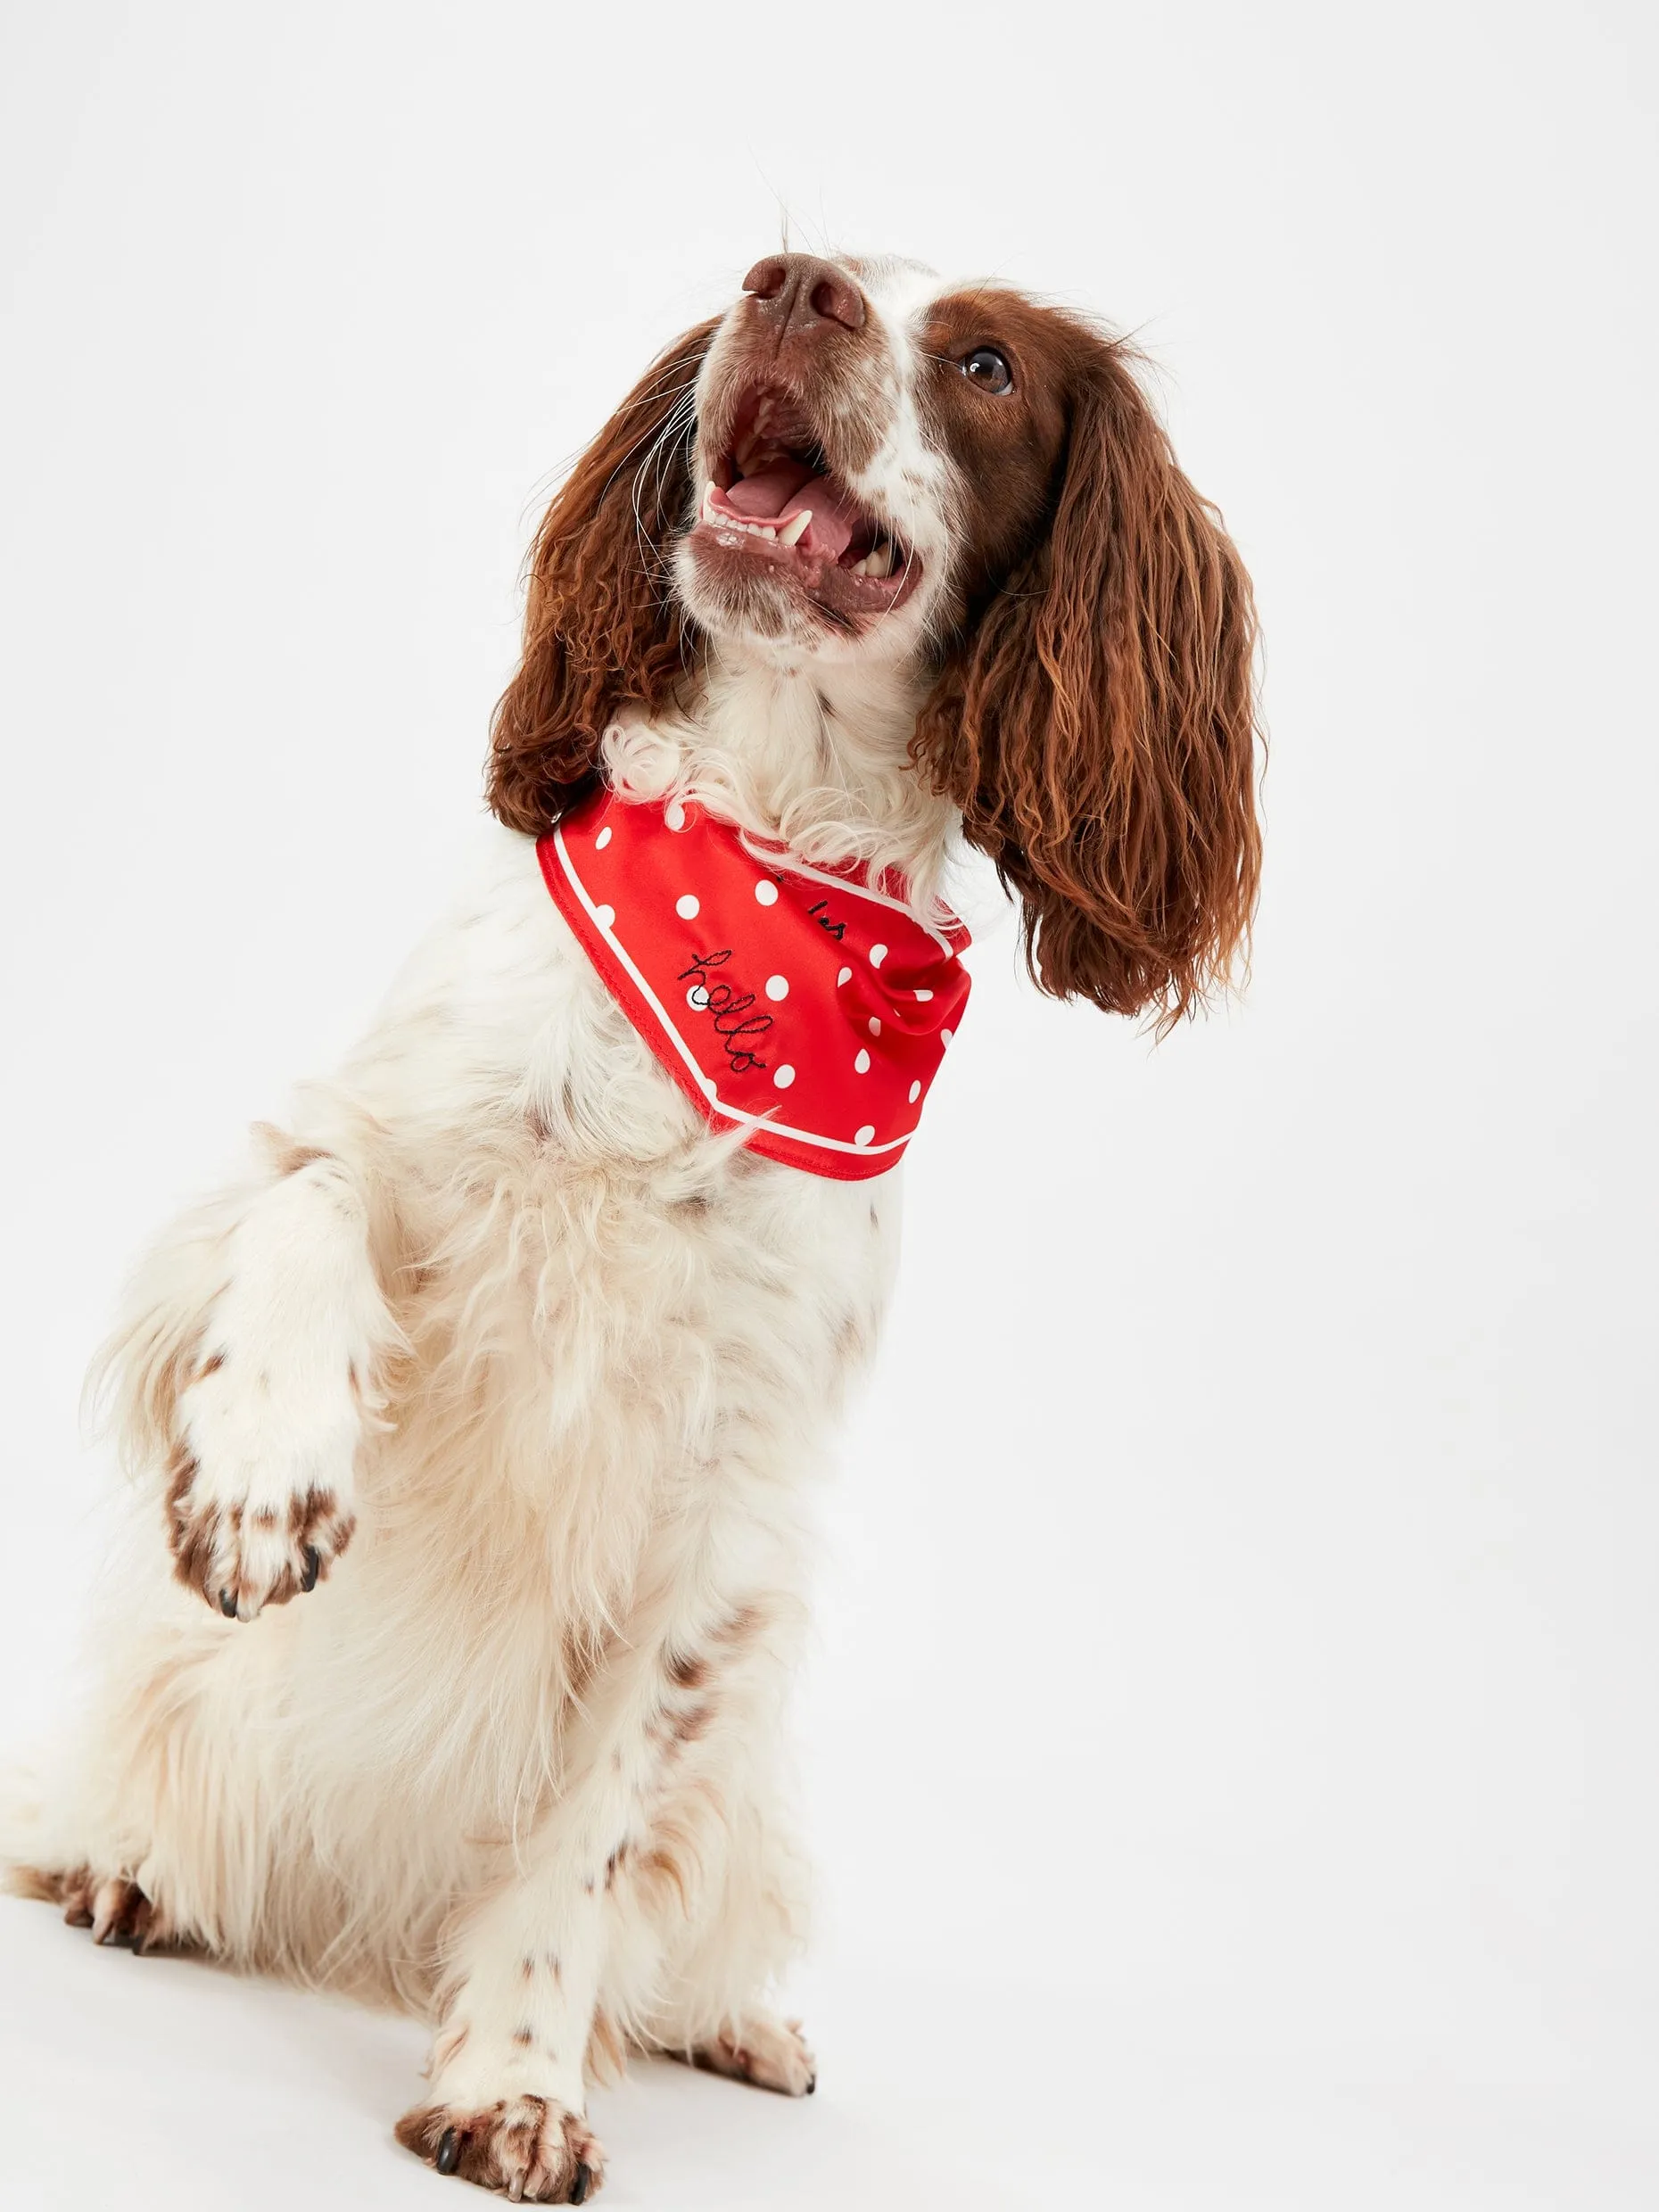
left=736, top=836, right=963, bottom=956
left=552, top=825, right=914, bottom=1159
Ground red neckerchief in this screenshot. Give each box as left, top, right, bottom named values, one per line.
left=538, top=785, right=970, bottom=1180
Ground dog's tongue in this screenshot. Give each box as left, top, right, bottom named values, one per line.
left=726, top=463, right=812, bottom=519
left=725, top=465, right=861, bottom=560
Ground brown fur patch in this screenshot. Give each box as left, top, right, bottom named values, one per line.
left=635, top=1845, right=689, bottom=1912
left=633, top=1797, right=710, bottom=1919
left=40, top=1868, right=187, bottom=1956
left=252, top=1124, right=331, bottom=1178
left=912, top=295, right=1260, bottom=1028
left=713, top=1603, right=764, bottom=1648
left=484, top=319, right=720, bottom=839
left=395, top=2095, right=603, bottom=2202
left=166, top=1464, right=354, bottom=1614
left=166, top=1449, right=227, bottom=1599
left=833, top=1311, right=872, bottom=1366
left=4, top=1862, right=76, bottom=1907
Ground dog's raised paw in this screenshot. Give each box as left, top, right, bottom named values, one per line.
left=396, top=2096, right=605, bottom=2202
left=165, top=1341, right=361, bottom=1619
left=167, top=1446, right=354, bottom=1622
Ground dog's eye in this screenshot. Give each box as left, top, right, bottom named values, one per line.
left=959, top=346, right=1013, bottom=395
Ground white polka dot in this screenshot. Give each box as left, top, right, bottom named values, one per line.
left=913, top=987, right=932, bottom=1002
left=941, top=1028, right=953, bottom=1047
left=755, top=879, right=779, bottom=906
left=909, top=1080, right=922, bottom=1103
left=854, top=1049, right=871, bottom=1074
left=595, top=824, right=613, bottom=850
left=772, top=1064, right=796, bottom=1090
left=854, top=1125, right=876, bottom=1147
left=675, top=894, right=700, bottom=920
left=594, top=904, right=615, bottom=929
left=687, top=985, right=710, bottom=1010
left=837, top=966, right=852, bottom=987
left=870, top=943, right=887, bottom=968
left=665, top=800, right=687, bottom=831
left=868, top=1017, right=881, bottom=1036
left=764, top=974, right=788, bottom=1002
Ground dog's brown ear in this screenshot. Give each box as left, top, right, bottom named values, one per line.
left=915, top=343, right=1261, bottom=1028
left=485, top=318, right=718, bottom=836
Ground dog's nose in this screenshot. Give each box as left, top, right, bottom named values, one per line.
left=741, top=253, right=866, bottom=334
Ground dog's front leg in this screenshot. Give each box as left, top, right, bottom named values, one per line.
left=396, top=1844, right=611, bottom=2205
left=158, top=1136, right=400, bottom=1620
left=395, top=1618, right=696, bottom=2203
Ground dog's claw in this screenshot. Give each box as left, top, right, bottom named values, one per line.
left=570, top=2163, right=591, bottom=2206
left=219, top=1589, right=238, bottom=1619
left=436, top=2128, right=460, bottom=2175
left=301, top=1545, right=320, bottom=1593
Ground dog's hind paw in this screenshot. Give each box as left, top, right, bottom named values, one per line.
left=27, top=1864, right=191, bottom=1955
left=687, top=2010, right=817, bottom=2096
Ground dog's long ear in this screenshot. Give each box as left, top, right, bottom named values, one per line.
left=915, top=343, right=1261, bottom=1028
left=486, top=318, right=718, bottom=835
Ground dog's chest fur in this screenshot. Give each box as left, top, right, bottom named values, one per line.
left=331, top=822, right=899, bottom=1664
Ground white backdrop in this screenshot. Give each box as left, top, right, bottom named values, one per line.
left=2, top=3, right=1655, bottom=2206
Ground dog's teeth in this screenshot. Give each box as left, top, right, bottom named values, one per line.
left=779, top=509, right=812, bottom=548
left=745, top=521, right=777, bottom=539
left=702, top=482, right=720, bottom=523
left=865, top=539, right=895, bottom=579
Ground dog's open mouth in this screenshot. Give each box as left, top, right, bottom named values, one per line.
left=693, top=384, right=917, bottom=607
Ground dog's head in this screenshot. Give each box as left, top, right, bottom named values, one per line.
left=487, top=253, right=1261, bottom=1024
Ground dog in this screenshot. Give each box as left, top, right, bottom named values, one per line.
left=4, top=251, right=1260, bottom=2202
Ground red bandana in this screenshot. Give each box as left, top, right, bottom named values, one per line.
left=538, top=786, right=970, bottom=1179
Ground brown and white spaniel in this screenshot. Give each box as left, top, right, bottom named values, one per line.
left=4, top=251, right=1260, bottom=2202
